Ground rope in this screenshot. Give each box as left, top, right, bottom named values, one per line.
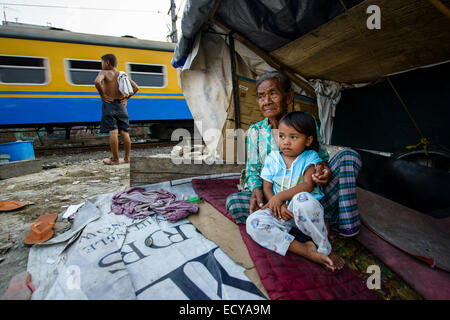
left=428, top=0, right=450, bottom=19
left=338, top=0, right=430, bottom=154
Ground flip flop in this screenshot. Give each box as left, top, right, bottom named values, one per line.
left=103, top=158, right=120, bottom=165
left=0, top=201, right=30, bottom=212
left=24, top=213, right=58, bottom=245
left=1, top=271, right=35, bottom=300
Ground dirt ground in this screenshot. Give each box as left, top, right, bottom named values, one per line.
left=0, top=145, right=173, bottom=297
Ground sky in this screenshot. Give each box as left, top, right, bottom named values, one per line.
left=0, top=0, right=186, bottom=42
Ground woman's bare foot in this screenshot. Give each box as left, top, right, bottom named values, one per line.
left=123, top=157, right=130, bottom=163
left=329, top=251, right=345, bottom=270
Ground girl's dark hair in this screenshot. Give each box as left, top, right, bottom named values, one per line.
left=101, top=53, right=117, bottom=67
left=279, top=111, right=319, bottom=152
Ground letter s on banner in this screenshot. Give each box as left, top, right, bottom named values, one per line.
left=366, top=265, right=381, bottom=290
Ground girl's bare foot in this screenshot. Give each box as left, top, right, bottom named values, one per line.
left=329, top=251, right=345, bottom=270
left=329, top=230, right=338, bottom=240
left=304, top=241, right=335, bottom=272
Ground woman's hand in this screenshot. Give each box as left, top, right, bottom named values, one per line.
left=312, top=162, right=332, bottom=186
left=249, top=188, right=264, bottom=214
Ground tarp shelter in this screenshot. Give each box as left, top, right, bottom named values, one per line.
left=172, top=0, right=450, bottom=212
left=170, top=0, right=450, bottom=298
left=172, top=0, right=450, bottom=158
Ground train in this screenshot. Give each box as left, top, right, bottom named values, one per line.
left=0, top=24, right=193, bottom=133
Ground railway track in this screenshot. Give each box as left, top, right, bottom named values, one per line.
left=34, top=140, right=178, bottom=156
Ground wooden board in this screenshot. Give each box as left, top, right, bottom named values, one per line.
left=291, top=95, right=319, bottom=120
left=271, top=0, right=450, bottom=83
left=130, top=156, right=244, bottom=186
left=0, top=159, right=42, bottom=180
left=236, top=77, right=263, bottom=130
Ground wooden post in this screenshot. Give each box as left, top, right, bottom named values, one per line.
left=228, top=35, right=240, bottom=130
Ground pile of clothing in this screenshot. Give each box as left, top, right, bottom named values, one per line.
left=111, top=187, right=198, bottom=222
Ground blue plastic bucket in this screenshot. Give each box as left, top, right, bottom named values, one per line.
left=0, top=141, right=35, bottom=162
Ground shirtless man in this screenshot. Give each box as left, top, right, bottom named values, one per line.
left=95, top=53, right=139, bottom=165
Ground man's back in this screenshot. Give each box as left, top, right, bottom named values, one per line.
left=100, top=69, right=123, bottom=100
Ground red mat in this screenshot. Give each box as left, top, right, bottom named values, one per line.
left=192, top=178, right=381, bottom=300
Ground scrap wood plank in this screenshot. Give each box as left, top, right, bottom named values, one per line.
left=130, top=156, right=244, bottom=186
left=0, top=159, right=42, bottom=180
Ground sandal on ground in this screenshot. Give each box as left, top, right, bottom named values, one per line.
left=24, top=213, right=58, bottom=245
left=1, top=271, right=35, bottom=300
left=0, top=200, right=30, bottom=212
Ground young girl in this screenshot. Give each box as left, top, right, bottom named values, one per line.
left=246, top=111, right=344, bottom=272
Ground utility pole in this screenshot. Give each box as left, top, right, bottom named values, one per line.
left=3, top=6, right=7, bottom=24
left=168, top=0, right=178, bottom=43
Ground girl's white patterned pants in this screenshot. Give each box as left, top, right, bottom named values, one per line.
left=246, top=192, right=332, bottom=256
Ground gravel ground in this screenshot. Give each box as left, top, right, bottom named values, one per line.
left=38, top=145, right=173, bottom=167
left=0, top=145, right=173, bottom=297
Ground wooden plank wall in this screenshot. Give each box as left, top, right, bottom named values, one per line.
left=130, top=156, right=244, bottom=186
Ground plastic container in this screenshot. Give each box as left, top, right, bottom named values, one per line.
left=0, top=141, right=35, bottom=162
left=0, top=154, right=10, bottom=163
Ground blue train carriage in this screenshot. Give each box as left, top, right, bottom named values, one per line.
left=0, top=25, right=193, bottom=130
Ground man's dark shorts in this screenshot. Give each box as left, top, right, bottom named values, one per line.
left=100, top=100, right=129, bottom=133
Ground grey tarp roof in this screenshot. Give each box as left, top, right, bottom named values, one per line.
left=172, top=0, right=450, bottom=83
left=172, top=0, right=363, bottom=68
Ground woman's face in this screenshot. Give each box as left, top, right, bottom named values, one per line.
left=256, top=78, right=289, bottom=119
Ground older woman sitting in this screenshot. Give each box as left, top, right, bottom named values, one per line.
left=226, top=71, right=362, bottom=239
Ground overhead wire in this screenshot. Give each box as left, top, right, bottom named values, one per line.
left=0, top=2, right=164, bottom=14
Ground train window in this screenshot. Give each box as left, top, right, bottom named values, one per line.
left=66, top=59, right=102, bottom=86
left=127, top=63, right=166, bottom=88
left=0, top=55, right=48, bottom=85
